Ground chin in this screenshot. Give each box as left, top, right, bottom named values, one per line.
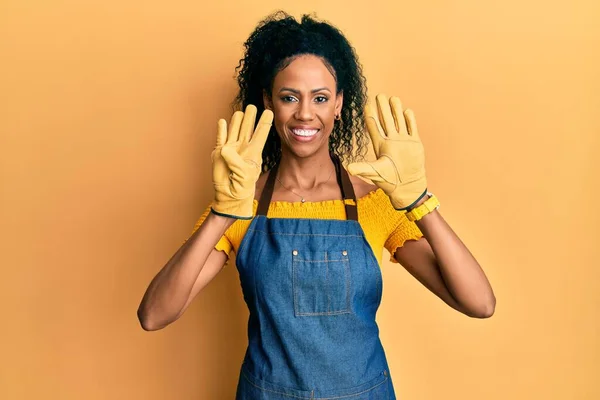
left=289, top=147, right=321, bottom=159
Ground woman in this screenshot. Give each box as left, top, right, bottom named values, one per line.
left=138, top=11, right=496, bottom=399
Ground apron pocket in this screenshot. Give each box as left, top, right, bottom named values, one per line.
left=315, top=369, right=390, bottom=399
left=239, top=364, right=314, bottom=399
left=292, top=249, right=351, bottom=316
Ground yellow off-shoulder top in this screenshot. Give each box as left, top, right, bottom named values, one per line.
left=188, top=189, right=423, bottom=266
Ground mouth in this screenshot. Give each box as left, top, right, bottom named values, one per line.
left=290, top=128, right=320, bottom=141
left=291, top=128, right=319, bottom=137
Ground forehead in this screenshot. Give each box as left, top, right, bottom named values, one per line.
left=272, top=55, right=337, bottom=90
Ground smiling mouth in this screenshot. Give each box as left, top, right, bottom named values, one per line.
left=291, top=128, right=320, bottom=137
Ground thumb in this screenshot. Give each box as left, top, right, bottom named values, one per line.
left=220, top=145, right=247, bottom=179
left=349, top=157, right=398, bottom=184
left=347, top=162, right=386, bottom=183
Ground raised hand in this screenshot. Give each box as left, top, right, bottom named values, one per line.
left=211, top=105, right=273, bottom=219
left=347, top=94, right=427, bottom=210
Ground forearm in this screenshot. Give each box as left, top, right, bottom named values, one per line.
left=415, top=208, right=496, bottom=318
left=137, top=212, right=234, bottom=330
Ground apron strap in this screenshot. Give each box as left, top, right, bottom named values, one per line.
left=256, top=160, right=280, bottom=216
left=333, top=153, right=358, bottom=221
left=256, top=153, right=358, bottom=221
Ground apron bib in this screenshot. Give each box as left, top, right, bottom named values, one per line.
left=234, top=154, right=396, bottom=399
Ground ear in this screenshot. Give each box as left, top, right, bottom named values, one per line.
left=335, top=90, right=344, bottom=115
left=263, top=90, right=273, bottom=110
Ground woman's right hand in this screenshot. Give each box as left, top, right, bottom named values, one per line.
left=211, top=104, right=273, bottom=219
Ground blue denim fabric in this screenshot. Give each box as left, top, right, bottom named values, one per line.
left=234, top=215, right=396, bottom=399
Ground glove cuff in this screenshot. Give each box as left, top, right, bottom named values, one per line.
left=391, top=186, right=428, bottom=211
left=211, top=196, right=255, bottom=220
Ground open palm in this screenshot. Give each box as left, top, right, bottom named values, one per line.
left=347, top=94, right=427, bottom=210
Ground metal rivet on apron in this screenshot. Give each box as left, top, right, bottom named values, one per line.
left=383, top=370, right=388, bottom=376
left=292, top=250, right=298, bottom=256
left=342, top=250, right=348, bottom=256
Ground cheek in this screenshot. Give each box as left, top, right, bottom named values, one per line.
left=273, top=107, right=294, bottom=130
left=275, top=114, right=287, bottom=127
left=272, top=106, right=287, bottom=124
left=321, top=109, right=336, bottom=125
left=273, top=115, right=288, bottom=136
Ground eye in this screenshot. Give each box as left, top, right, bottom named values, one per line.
left=280, top=95, right=298, bottom=103
left=315, top=96, right=329, bottom=103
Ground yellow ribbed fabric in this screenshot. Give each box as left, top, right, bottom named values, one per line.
left=187, top=189, right=423, bottom=266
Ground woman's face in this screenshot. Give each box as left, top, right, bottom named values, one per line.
left=264, top=54, right=343, bottom=159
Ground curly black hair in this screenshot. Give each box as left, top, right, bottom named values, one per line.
left=233, top=11, right=369, bottom=171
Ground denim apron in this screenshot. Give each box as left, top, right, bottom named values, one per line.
left=234, top=154, right=396, bottom=399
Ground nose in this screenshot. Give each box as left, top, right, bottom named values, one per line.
left=294, top=99, right=315, bottom=121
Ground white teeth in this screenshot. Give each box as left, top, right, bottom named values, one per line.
left=292, top=129, right=319, bottom=137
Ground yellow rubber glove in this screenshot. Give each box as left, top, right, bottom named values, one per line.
left=347, top=94, right=427, bottom=210
left=211, top=105, right=273, bottom=219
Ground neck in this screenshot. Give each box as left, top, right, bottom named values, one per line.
left=277, top=148, right=336, bottom=191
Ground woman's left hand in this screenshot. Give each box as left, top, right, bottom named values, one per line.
left=348, top=94, right=427, bottom=210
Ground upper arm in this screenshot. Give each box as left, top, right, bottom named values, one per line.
left=394, top=238, right=465, bottom=314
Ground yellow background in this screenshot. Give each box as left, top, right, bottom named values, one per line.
left=1, top=1, right=599, bottom=399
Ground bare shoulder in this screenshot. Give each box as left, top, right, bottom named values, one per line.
left=348, top=175, right=378, bottom=199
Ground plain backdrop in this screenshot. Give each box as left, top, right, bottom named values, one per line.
left=1, top=0, right=599, bottom=399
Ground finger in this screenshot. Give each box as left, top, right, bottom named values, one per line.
left=376, top=94, right=398, bottom=137
left=248, top=109, right=274, bottom=151
left=216, top=119, right=227, bottom=147
left=377, top=102, right=385, bottom=134
left=404, top=109, right=420, bottom=139
left=239, top=104, right=257, bottom=144
left=227, top=111, right=244, bottom=144
left=390, top=97, right=409, bottom=136
left=364, top=103, right=384, bottom=149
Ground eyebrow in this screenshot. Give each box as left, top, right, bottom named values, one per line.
left=279, top=87, right=332, bottom=94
